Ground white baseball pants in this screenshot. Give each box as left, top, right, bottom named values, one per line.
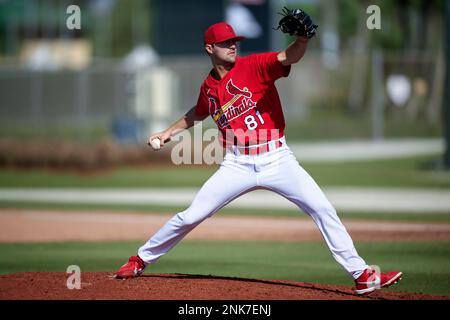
left=138, top=138, right=369, bottom=279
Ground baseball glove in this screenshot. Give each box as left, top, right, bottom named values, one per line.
left=276, top=7, right=318, bottom=39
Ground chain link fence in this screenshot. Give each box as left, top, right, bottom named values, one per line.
left=0, top=49, right=443, bottom=143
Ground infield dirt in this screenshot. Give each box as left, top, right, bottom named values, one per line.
left=1, top=209, right=450, bottom=242
left=0, top=272, right=448, bottom=300
left=1, top=209, right=449, bottom=300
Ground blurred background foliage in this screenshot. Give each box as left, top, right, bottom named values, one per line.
left=0, top=0, right=446, bottom=168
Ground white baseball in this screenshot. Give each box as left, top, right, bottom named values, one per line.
left=150, top=138, right=161, bottom=150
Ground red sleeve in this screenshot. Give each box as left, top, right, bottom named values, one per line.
left=194, top=85, right=210, bottom=117
left=250, top=52, right=291, bottom=82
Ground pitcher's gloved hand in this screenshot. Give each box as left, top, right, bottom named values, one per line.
left=276, top=7, right=318, bottom=39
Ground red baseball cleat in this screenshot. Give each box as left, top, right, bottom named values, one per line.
left=354, top=268, right=403, bottom=295
left=115, top=255, right=146, bottom=279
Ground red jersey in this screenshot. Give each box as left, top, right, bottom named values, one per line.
left=195, top=52, right=291, bottom=146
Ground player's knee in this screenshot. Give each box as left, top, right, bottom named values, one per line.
left=177, top=211, right=204, bottom=227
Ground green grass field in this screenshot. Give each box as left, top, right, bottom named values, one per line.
left=0, top=154, right=449, bottom=298
left=0, top=155, right=448, bottom=189
left=0, top=241, right=449, bottom=297
left=1, top=154, right=449, bottom=221
left=0, top=201, right=449, bottom=222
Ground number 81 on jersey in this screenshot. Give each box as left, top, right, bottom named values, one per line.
left=244, top=111, right=265, bottom=130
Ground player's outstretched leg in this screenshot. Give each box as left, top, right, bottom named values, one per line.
left=258, top=148, right=402, bottom=294
left=115, top=158, right=257, bottom=279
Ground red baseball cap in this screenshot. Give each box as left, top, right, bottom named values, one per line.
left=204, top=22, right=245, bottom=45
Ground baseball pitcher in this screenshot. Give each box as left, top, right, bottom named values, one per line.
left=115, top=8, right=402, bottom=295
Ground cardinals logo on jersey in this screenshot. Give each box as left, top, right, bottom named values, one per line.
left=210, top=79, right=257, bottom=129
left=226, top=79, right=252, bottom=99
left=208, top=96, right=229, bottom=129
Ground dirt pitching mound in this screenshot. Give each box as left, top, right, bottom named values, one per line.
left=0, top=272, right=447, bottom=300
